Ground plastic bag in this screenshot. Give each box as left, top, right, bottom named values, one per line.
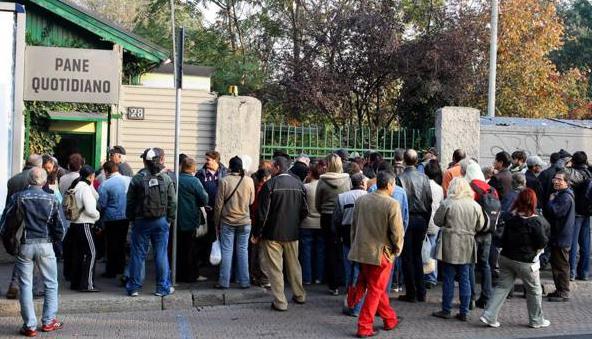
left=209, top=239, right=221, bottom=266
left=422, top=235, right=435, bottom=274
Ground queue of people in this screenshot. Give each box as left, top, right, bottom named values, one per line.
left=1, top=144, right=591, bottom=337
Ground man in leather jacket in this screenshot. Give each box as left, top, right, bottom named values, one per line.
left=397, top=149, right=433, bottom=303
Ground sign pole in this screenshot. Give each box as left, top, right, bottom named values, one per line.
left=487, top=0, right=499, bottom=117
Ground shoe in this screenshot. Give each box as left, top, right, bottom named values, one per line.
left=425, top=282, right=436, bottom=289
left=432, top=311, right=452, bottom=319
left=41, top=319, right=63, bottom=332
left=342, top=308, right=358, bottom=317
left=261, top=282, right=271, bottom=289
left=19, top=326, right=37, bottom=337
left=398, top=295, right=417, bottom=303
left=303, top=281, right=312, bottom=285
left=576, top=276, right=589, bottom=281
left=196, top=275, right=208, bottom=282
left=384, top=319, right=400, bottom=331
left=329, top=288, right=339, bottom=296
left=529, top=319, right=551, bottom=328
left=417, top=295, right=426, bottom=302
left=475, top=299, right=487, bottom=309
left=356, top=331, right=378, bottom=338
left=547, top=292, right=569, bottom=302
left=570, top=276, right=575, bottom=281
left=6, top=286, right=18, bottom=299
left=292, top=296, right=306, bottom=305
left=154, top=287, right=175, bottom=297
left=271, top=303, right=287, bottom=312
left=129, top=291, right=139, bottom=297
left=214, top=284, right=228, bottom=290
left=314, top=279, right=322, bottom=284
left=455, top=313, right=468, bottom=322
left=469, top=300, right=476, bottom=310
left=239, top=285, right=251, bottom=289
left=79, top=288, right=101, bottom=293
left=480, top=315, right=500, bottom=328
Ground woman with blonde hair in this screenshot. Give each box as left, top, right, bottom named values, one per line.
left=315, top=153, right=351, bottom=295
left=432, top=177, right=485, bottom=321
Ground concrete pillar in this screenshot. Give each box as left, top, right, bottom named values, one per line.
left=435, top=106, right=481, bottom=168
left=215, top=96, right=262, bottom=173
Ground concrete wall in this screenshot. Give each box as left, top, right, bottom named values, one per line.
left=215, top=96, right=262, bottom=173
left=480, top=124, right=592, bottom=165
left=435, top=106, right=480, bottom=167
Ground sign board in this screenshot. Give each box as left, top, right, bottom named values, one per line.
left=127, top=107, right=145, bottom=120
left=24, top=46, right=120, bottom=104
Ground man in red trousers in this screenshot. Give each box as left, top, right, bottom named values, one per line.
left=347, top=171, right=405, bottom=337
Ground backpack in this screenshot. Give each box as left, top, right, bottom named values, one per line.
left=470, top=182, right=501, bottom=234
left=63, top=188, right=83, bottom=221
left=140, top=172, right=170, bottom=218
left=0, top=197, right=25, bottom=256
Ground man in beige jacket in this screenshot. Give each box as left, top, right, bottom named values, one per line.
left=347, top=172, right=405, bottom=337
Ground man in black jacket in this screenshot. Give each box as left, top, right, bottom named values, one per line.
left=254, top=156, right=308, bottom=311
left=397, top=149, right=432, bottom=303
left=544, top=170, right=576, bottom=302
left=565, top=151, right=592, bottom=281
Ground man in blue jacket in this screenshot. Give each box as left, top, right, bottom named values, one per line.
left=1, top=167, right=66, bottom=336
left=544, top=170, right=576, bottom=302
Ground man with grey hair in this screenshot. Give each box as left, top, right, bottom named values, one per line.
left=4, top=154, right=43, bottom=300
left=1, top=167, right=66, bottom=336
left=397, top=149, right=433, bottom=303
left=525, top=156, right=545, bottom=210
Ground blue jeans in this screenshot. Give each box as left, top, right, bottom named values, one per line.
left=441, top=262, right=471, bottom=316
left=424, top=233, right=438, bottom=284
left=343, top=245, right=362, bottom=315
left=570, top=216, right=591, bottom=279
left=126, top=217, right=171, bottom=295
left=469, top=233, right=492, bottom=302
left=299, top=228, right=324, bottom=284
left=219, top=224, right=251, bottom=288
left=16, top=242, right=59, bottom=329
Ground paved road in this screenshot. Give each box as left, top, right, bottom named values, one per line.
left=2, top=283, right=592, bottom=339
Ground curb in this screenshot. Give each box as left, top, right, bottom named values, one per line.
left=0, top=287, right=272, bottom=317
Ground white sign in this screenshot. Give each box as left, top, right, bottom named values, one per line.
left=24, top=46, right=120, bottom=104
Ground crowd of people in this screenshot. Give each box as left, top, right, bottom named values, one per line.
left=1, top=144, right=591, bottom=337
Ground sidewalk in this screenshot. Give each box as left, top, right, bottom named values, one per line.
left=1, top=260, right=588, bottom=318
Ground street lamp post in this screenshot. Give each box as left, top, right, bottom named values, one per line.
left=487, top=0, right=499, bottom=118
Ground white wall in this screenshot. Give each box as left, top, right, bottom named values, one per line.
left=140, top=73, right=211, bottom=92
left=0, top=10, right=16, bottom=210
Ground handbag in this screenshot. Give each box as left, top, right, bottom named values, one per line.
left=193, top=207, right=208, bottom=238
left=209, top=238, right=222, bottom=265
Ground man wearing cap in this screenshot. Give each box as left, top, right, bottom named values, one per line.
left=126, top=147, right=176, bottom=297
left=525, top=156, right=546, bottom=210
left=109, top=146, right=133, bottom=177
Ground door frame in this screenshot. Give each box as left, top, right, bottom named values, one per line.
left=50, top=114, right=106, bottom=169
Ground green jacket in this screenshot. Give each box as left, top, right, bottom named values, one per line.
left=178, top=173, right=209, bottom=231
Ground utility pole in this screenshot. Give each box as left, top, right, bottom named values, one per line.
left=487, top=0, right=499, bottom=117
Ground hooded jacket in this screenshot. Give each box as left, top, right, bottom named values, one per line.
left=315, top=172, right=352, bottom=214
left=544, top=188, right=575, bottom=248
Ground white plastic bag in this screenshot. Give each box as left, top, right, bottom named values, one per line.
left=209, top=239, right=222, bottom=266
left=422, top=235, right=435, bottom=274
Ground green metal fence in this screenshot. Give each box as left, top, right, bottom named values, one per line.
left=260, top=123, right=435, bottom=160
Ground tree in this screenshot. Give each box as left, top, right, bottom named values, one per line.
left=495, top=0, right=578, bottom=118
left=75, top=0, right=148, bottom=30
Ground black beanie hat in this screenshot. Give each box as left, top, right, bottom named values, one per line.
left=229, top=156, right=243, bottom=173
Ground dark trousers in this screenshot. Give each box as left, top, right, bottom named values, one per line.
left=402, top=215, right=428, bottom=299
left=105, top=219, right=129, bottom=276
left=249, top=240, right=268, bottom=285
left=68, top=223, right=97, bottom=290
left=176, top=229, right=200, bottom=282
left=321, top=213, right=343, bottom=290
left=550, top=246, right=570, bottom=297
left=470, top=233, right=493, bottom=302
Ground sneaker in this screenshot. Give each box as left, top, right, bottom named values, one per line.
left=329, top=288, right=339, bottom=296
left=196, top=276, right=208, bottom=282
left=19, top=326, right=37, bottom=337
left=129, top=291, right=139, bottom=297
left=41, top=319, right=63, bottom=332
left=480, top=315, right=500, bottom=328
left=154, top=287, right=175, bottom=297
left=529, top=319, right=551, bottom=328
left=432, top=311, right=452, bottom=319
